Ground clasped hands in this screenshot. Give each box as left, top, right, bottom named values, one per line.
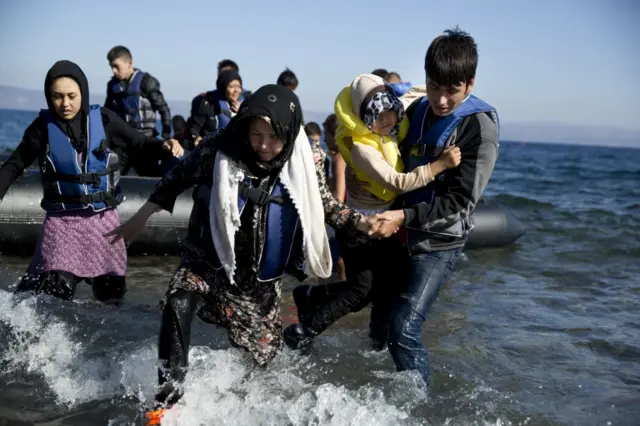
left=357, top=209, right=405, bottom=239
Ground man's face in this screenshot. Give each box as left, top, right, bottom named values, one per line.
left=426, top=78, right=474, bottom=116
left=110, top=57, right=133, bottom=81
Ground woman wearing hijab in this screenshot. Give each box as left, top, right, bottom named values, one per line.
left=107, top=85, right=387, bottom=420
left=0, top=60, right=183, bottom=301
left=187, top=69, right=245, bottom=145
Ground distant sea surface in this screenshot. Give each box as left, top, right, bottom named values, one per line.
left=1, top=108, right=639, bottom=425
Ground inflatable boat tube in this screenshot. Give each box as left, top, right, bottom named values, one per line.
left=0, top=170, right=525, bottom=256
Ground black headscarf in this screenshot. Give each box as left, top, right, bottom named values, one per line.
left=44, top=60, right=90, bottom=151
left=216, top=70, right=242, bottom=101
left=216, top=84, right=302, bottom=177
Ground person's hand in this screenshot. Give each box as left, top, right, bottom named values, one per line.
left=230, top=99, right=242, bottom=113
left=369, top=209, right=405, bottom=239
left=193, top=135, right=203, bottom=147
left=357, top=215, right=383, bottom=236
left=104, top=202, right=160, bottom=245
left=356, top=209, right=405, bottom=239
left=437, top=146, right=461, bottom=169
left=162, top=139, right=185, bottom=157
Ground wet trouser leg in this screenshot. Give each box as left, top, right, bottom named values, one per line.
left=14, top=270, right=78, bottom=300
left=155, top=289, right=206, bottom=405
left=367, top=247, right=410, bottom=344
left=304, top=234, right=403, bottom=335
left=90, top=275, right=127, bottom=301
left=387, top=247, right=462, bottom=387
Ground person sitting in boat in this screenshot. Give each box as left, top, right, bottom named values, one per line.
left=0, top=60, right=183, bottom=302
left=187, top=69, right=245, bottom=146
left=284, top=73, right=461, bottom=351
left=386, top=71, right=414, bottom=97
left=217, top=59, right=253, bottom=98
left=105, top=84, right=393, bottom=422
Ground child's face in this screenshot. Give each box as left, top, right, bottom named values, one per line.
left=308, top=133, right=321, bottom=144
left=370, top=110, right=397, bottom=136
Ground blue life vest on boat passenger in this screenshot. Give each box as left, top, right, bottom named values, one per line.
left=214, top=91, right=244, bottom=130
left=192, top=175, right=304, bottom=282
left=40, top=105, right=122, bottom=212
left=109, top=69, right=157, bottom=132
left=401, top=95, right=499, bottom=237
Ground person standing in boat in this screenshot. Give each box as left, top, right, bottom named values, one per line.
left=106, top=85, right=392, bottom=422
left=104, top=45, right=178, bottom=176
left=0, top=60, right=183, bottom=302
left=376, top=27, right=500, bottom=388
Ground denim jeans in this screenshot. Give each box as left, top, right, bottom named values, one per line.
left=387, top=247, right=463, bottom=386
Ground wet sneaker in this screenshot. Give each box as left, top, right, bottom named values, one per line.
left=145, top=408, right=166, bottom=425
left=292, top=285, right=313, bottom=323
left=283, top=323, right=315, bottom=350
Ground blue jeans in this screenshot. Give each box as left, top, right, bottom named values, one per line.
left=387, top=247, right=463, bottom=386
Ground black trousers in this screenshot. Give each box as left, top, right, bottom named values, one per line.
left=303, top=232, right=409, bottom=337
left=154, top=289, right=206, bottom=406
left=14, top=270, right=126, bottom=301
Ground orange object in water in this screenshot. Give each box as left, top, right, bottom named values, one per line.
left=145, top=408, right=166, bottom=425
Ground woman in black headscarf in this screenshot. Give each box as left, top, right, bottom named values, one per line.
left=108, top=84, right=384, bottom=417
left=187, top=69, right=245, bottom=144
left=0, top=60, right=182, bottom=301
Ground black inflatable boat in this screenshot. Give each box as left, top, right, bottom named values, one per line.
left=0, top=169, right=525, bottom=256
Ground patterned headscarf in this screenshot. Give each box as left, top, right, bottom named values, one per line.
left=362, top=89, right=404, bottom=137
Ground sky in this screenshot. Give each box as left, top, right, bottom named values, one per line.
left=0, top=0, right=639, bottom=130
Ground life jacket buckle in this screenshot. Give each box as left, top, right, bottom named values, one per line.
left=241, top=185, right=271, bottom=206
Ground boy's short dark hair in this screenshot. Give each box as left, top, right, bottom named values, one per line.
left=425, top=26, right=478, bottom=86
left=277, top=68, right=299, bottom=88
left=107, top=45, right=132, bottom=62
left=217, top=59, right=239, bottom=73
left=322, top=114, right=338, bottom=135
left=371, top=69, right=389, bottom=79
left=304, top=122, right=322, bottom=137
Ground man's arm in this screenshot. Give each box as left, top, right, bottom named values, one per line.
left=104, top=79, right=117, bottom=112
left=142, top=74, right=172, bottom=139
left=403, top=113, right=499, bottom=229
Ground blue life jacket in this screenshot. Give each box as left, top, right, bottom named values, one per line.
left=401, top=95, right=499, bottom=237
left=213, top=91, right=244, bottom=130
left=192, top=175, right=304, bottom=282
left=389, top=81, right=413, bottom=97
left=109, top=69, right=157, bottom=132
left=40, top=105, right=122, bottom=212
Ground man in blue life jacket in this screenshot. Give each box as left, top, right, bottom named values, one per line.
left=375, top=27, right=500, bottom=387
left=104, top=45, right=178, bottom=177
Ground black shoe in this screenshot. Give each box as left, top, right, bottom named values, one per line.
left=368, top=328, right=388, bottom=352
left=284, top=323, right=315, bottom=350
left=292, top=285, right=313, bottom=323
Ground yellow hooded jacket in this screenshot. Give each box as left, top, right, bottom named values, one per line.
left=334, top=85, right=409, bottom=203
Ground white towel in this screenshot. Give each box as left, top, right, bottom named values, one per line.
left=209, top=126, right=332, bottom=285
